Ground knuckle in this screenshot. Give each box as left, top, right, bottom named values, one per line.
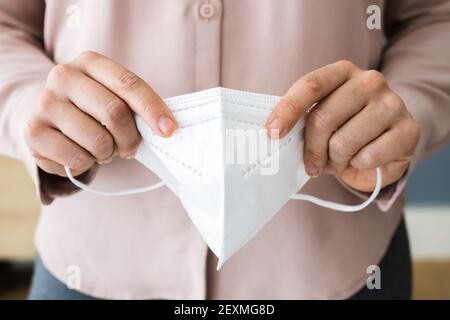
left=104, top=98, right=129, bottom=126
left=117, top=71, right=141, bottom=92
left=335, top=59, right=355, bottom=70
left=404, top=119, right=422, bottom=145
left=92, top=130, right=114, bottom=157
left=38, top=90, right=57, bottom=113
left=359, top=150, right=378, bottom=168
left=329, top=132, right=352, bottom=156
left=122, top=135, right=141, bottom=156
left=300, top=74, right=323, bottom=94
left=38, top=90, right=54, bottom=107
left=23, top=120, right=42, bottom=143
left=48, top=64, right=72, bottom=84
left=37, top=91, right=53, bottom=112
left=76, top=50, right=100, bottom=65
left=307, top=108, right=331, bottom=130
left=362, top=70, right=385, bottom=91
left=381, top=92, right=404, bottom=114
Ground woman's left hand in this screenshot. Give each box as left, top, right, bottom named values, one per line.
left=265, top=60, right=421, bottom=192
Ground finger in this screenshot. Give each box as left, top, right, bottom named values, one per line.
left=39, top=91, right=116, bottom=162
left=303, top=77, right=370, bottom=176
left=266, top=60, right=356, bottom=138
left=350, top=119, right=421, bottom=170
left=35, top=158, right=87, bottom=177
left=25, top=123, right=95, bottom=174
left=73, top=51, right=177, bottom=137
left=47, top=65, right=141, bottom=158
left=335, top=163, right=408, bottom=193
left=328, top=99, right=404, bottom=173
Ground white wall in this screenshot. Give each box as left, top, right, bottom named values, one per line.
left=405, top=206, right=450, bottom=260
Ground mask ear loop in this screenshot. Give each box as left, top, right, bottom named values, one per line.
left=64, top=166, right=166, bottom=196
left=290, top=167, right=382, bottom=212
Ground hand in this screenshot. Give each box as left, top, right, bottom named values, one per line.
left=265, top=60, right=421, bottom=192
left=25, top=51, right=177, bottom=177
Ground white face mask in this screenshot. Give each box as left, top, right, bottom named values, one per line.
left=65, top=87, right=382, bottom=269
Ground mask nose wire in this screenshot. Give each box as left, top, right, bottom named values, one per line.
left=290, top=167, right=383, bottom=212
left=64, top=166, right=166, bottom=196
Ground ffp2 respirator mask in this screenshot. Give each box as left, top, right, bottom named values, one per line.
left=65, top=87, right=382, bottom=269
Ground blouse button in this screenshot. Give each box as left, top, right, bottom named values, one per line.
left=199, top=3, right=215, bottom=19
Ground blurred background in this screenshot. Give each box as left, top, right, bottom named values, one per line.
left=0, top=145, right=449, bottom=299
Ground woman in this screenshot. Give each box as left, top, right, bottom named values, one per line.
left=0, top=0, right=449, bottom=299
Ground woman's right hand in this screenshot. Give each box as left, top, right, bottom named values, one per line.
left=24, top=51, right=177, bottom=177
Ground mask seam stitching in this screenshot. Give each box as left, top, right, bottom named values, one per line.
left=222, top=116, right=263, bottom=127
left=169, top=99, right=274, bottom=113
left=150, top=115, right=263, bottom=132
left=146, top=141, right=204, bottom=177
left=242, top=136, right=294, bottom=178
left=163, top=88, right=280, bottom=111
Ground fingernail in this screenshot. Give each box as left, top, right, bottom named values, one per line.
left=119, top=147, right=136, bottom=160
left=124, top=153, right=136, bottom=160
left=98, top=155, right=114, bottom=165
left=158, top=116, right=176, bottom=136
left=98, top=159, right=111, bottom=165
left=305, top=161, right=319, bottom=177
left=98, top=147, right=117, bottom=165
left=267, top=118, right=284, bottom=138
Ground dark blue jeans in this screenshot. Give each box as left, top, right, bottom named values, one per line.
left=28, top=218, right=411, bottom=300
left=349, top=217, right=412, bottom=299
left=28, top=256, right=97, bottom=300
